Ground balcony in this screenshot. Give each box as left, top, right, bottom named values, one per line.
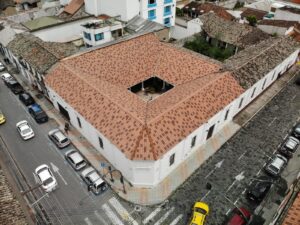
left=164, top=10, right=172, bottom=17
left=148, top=15, right=157, bottom=21
left=164, top=0, right=172, bottom=4
left=148, top=3, right=157, bottom=8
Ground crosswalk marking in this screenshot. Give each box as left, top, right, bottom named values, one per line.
left=169, top=214, right=183, bottom=225
left=102, top=203, right=124, bottom=225
left=94, top=210, right=108, bottom=225
left=143, top=207, right=162, bottom=224
left=109, top=197, right=138, bottom=225
left=154, top=207, right=175, bottom=225
left=84, top=217, right=93, bottom=225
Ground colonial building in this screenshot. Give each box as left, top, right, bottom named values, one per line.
left=44, top=33, right=299, bottom=187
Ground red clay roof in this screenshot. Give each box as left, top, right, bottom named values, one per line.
left=241, top=8, right=268, bottom=20
left=45, top=34, right=244, bottom=160
left=64, top=0, right=84, bottom=15
left=282, top=193, right=300, bottom=225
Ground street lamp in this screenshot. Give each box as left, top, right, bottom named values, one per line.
left=206, top=183, right=250, bottom=223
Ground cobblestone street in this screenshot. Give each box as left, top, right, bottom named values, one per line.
left=162, top=74, right=300, bottom=225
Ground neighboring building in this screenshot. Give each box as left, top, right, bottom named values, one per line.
left=14, top=0, right=39, bottom=11
left=171, top=17, right=202, bottom=40
left=258, top=20, right=296, bottom=36
left=199, top=12, right=270, bottom=53
left=274, top=6, right=300, bottom=21
left=82, top=0, right=176, bottom=27
left=3, top=33, right=78, bottom=94
left=44, top=33, right=299, bottom=188
left=287, top=22, right=300, bottom=42
left=240, top=8, right=268, bottom=22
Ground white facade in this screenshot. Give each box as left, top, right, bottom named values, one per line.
left=45, top=48, right=299, bottom=187
left=32, top=18, right=92, bottom=42
left=274, top=9, right=300, bottom=22
left=257, top=24, right=292, bottom=36
left=81, top=20, right=124, bottom=47
left=83, top=0, right=176, bottom=27
left=171, top=17, right=202, bottom=40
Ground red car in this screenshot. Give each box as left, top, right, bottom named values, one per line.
left=225, top=207, right=252, bottom=225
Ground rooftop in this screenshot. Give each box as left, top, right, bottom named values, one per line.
left=281, top=6, right=300, bottom=14
left=258, top=19, right=296, bottom=28
left=82, top=18, right=122, bottom=29
left=224, top=36, right=299, bottom=89
left=7, top=33, right=79, bottom=73
left=45, top=34, right=244, bottom=161
left=240, top=8, right=268, bottom=20
left=200, top=12, right=270, bottom=48
left=282, top=192, right=300, bottom=225
left=22, top=16, right=63, bottom=31
left=126, top=16, right=165, bottom=34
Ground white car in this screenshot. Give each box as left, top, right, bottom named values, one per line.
left=35, top=164, right=58, bottom=192
left=0, top=72, right=12, bottom=81
left=264, top=154, right=288, bottom=177
left=16, top=120, right=35, bottom=140
left=0, top=62, right=5, bottom=72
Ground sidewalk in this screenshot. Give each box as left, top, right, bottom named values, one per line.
left=2, top=57, right=299, bottom=206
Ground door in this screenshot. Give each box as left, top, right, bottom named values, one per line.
left=57, top=102, right=70, bottom=121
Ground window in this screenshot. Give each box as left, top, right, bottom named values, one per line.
left=251, top=87, right=256, bottom=98
left=95, top=33, right=104, bottom=41
left=148, top=0, right=156, bottom=7
left=98, top=137, right=104, bottom=149
left=148, top=9, right=156, bottom=20
left=164, top=17, right=171, bottom=26
left=271, top=72, right=276, bottom=80
left=164, top=0, right=172, bottom=4
left=83, top=32, right=91, bottom=40
left=77, top=117, right=81, bottom=128
left=262, top=78, right=267, bottom=90
left=164, top=6, right=171, bottom=16
left=191, top=136, right=197, bottom=148
left=206, top=125, right=215, bottom=140
left=224, top=109, right=230, bottom=121
left=238, top=98, right=244, bottom=109
left=169, top=153, right=175, bottom=166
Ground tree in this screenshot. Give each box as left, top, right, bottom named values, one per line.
left=246, top=15, right=257, bottom=26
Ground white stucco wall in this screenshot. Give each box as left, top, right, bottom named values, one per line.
left=32, top=18, right=92, bottom=42
left=171, top=18, right=201, bottom=40
left=60, top=0, right=71, bottom=5
left=274, top=9, right=300, bottom=22
left=257, top=25, right=290, bottom=36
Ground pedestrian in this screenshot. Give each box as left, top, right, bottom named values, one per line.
left=64, top=122, right=70, bottom=134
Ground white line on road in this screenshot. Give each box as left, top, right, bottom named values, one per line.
left=50, top=162, right=68, bottom=185
left=169, top=214, right=183, bottom=225
left=256, top=169, right=262, bottom=176
left=201, top=190, right=211, bottom=201
left=242, top=188, right=247, bottom=194
left=226, top=209, right=231, bottom=215
left=102, top=203, right=124, bottom=225
left=268, top=117, right=277, bottom=127
left=84, top=217, right=93, bottom=225
left=143, top=207, right=162, bottom=224
left=154, top=207, right=175, bottom=225
left=109, top=197, right=138, bottom=225
left=226, top=180, right=237, bottom=193
left=94, top=211, right=108, bottom=225
left=234, top=198, right=239, bottom=205
left=238, top=151, right=247, bottom=160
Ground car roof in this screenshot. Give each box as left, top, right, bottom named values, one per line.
left=81, top=167, right=95, bottom=177
left=272, top=157, right=285, bottom=168
left=194, top=202, right=209, bottom=212
left=88, top=171, right=101, bottom=182
left=68, top=151, right=84, bottom=164
left=53, top=130, right=67, bottom=140
left=94, top=177, right=105, bottom=186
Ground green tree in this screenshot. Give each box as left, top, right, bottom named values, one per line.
left=246, top=15, right=257, bottom=26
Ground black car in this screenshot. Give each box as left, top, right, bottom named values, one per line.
left=246, top=176, right=272, bottom=203
left=6, top=80, right=23, bottom=94
left=19, top=92, right=35, bottom=106
left=28, top=104, right=48, bottom=123
left=292, top=122, right=300, bottom=140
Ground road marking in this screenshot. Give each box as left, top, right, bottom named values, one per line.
left=102, top=203, right=124, bottom=225
left=50, top=162, right=67, bottom=185
left=242, top=188, right=247, bottom=194
left=201, top=190, right=211, bottom=201
left=292, top=95, right=296, bottom=101
left=143, top=207, right=162, bottom=224
left=234, top=198, right=239, bottom=205
left=226, top=171, right=245, bottom=192
left=268, top=117, right=277, bottom=127
left=169, top=214, right=183, bottom=225
left=205, top=160, right=224, bottom=179
left=256, top=169, right=262, bottom=176
left=226, top=209, right=231, bottom=215
left=238, top=151, right=247, bottom=160
left=109, top=197, right=138, bottom=225
left=94, top=211, right=108, bottom=225
left=84, top=217, right=93, bottom=225
left=154, top=207, right=175, bottom=225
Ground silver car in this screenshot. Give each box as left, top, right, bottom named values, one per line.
left=81, top=167, right=107, bottom=195
left=264, top=154, right=287, bottom=177
left=16, top=120, right=35, bottom=140
left=65, top=149, right=87, bottom=171
left=48, top=128, right=70, bottom=148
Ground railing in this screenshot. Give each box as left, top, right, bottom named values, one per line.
left=164, top=0, right=172, bottom=4
left=148, top=3, right=157, bottom=8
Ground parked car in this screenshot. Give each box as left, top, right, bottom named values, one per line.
left=0, top=62, right=5, bottom=72
left=19, top=92, right=35, bottom=106
left=48, top=128, right=70, bottom=148
left=224, top=207, right=252, bottom=225
left=16, top=120, right=34, bottom=140
left=28, top=104, right=48, bottom=123
left=246, top=176, right=272, bottom=203
left=34, top=164, right=57, bottom=192
left=6, top=79, right=23, bottom=94
left=292, top=122, right=300, bottom=140
left=278, top=136, right=300, bottom=158
left=0, top=109, right=5, bottom=125
left=264, top=154, right=287, bottom=177
left=80, top=167, right=108, bottom=195
left=1, top=72, right=13, bottom=83
left=189, top=202, right=209, bottom=225
left=65, top=149, right=87, bottom=171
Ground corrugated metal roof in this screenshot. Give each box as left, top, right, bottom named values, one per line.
left=22, top=16, right=63, bottom=31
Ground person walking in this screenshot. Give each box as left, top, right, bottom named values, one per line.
left=64, top=122, right=70, bottom=134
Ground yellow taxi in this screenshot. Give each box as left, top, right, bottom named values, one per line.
left=190, top=202, right=209, bottom=225
left=0, top=110, right=6, bottom=124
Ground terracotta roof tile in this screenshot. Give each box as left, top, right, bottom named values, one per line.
left=46, top=34, right=244, bottom=160
left=64, top=0, right=84, bottom=15
left=282, top=193, right=300, bottom=225
left=258, top=20, right=296, bottom=28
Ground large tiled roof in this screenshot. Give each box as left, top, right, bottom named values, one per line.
left=200, top=12, right=270, bottom=48
left=224, top=37, right=300, bottom=89
left=7, top=33, right=78, bottom=73
left=46, top=34, right=244, bottom=161
left=183, top=2, right=234, bottom=21
left=282, top=193, right=300, bottom=225
left=258, top=20, right=296, bottom=28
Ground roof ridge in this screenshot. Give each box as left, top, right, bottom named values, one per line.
left=61, top=62, right=145, bottom=124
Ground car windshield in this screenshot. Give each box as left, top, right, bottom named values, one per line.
left=195, top=207, right=207, bottom=214
left=43, top=177, right=54, bottom=186
left=268, top=165, right=279, bottom=173
left=61, top=138, right=68, bottom=144
left=76, top=161, right=86, bottom=168
left=95, top=182, right=106, bottom=190
left=36, top=111, right=46, bottom=119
